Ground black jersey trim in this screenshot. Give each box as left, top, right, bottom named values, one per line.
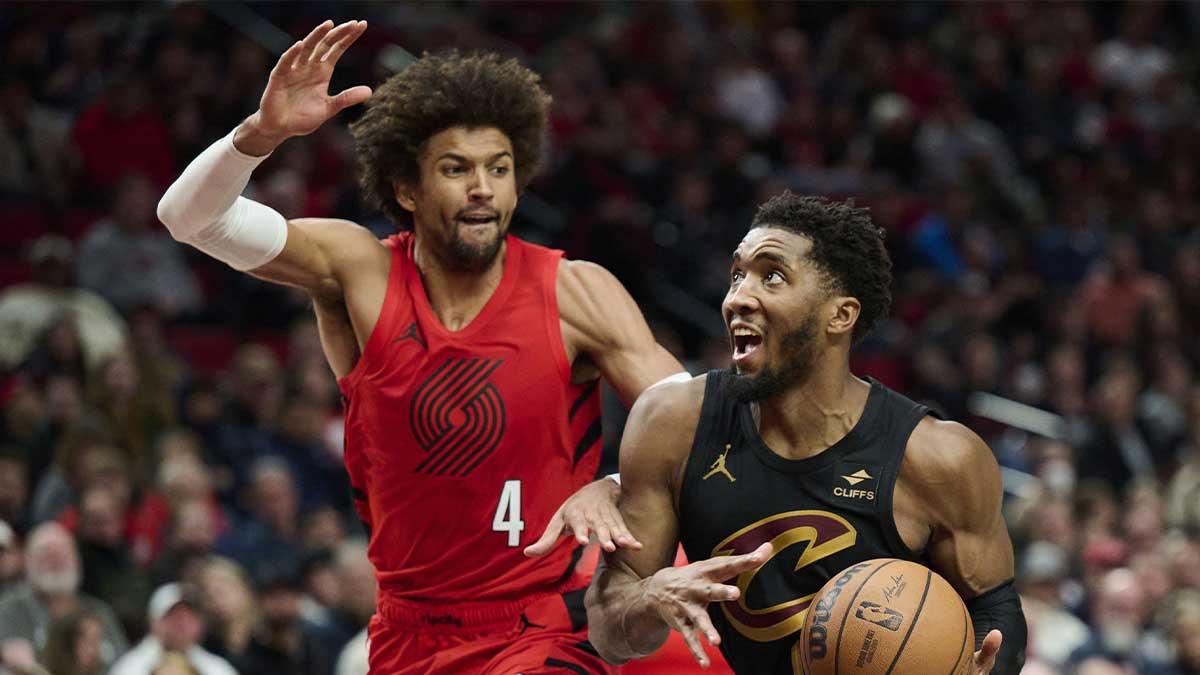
left=875, top=398, right=934, bottom=561
left=678, top=372, right=730, bottom=538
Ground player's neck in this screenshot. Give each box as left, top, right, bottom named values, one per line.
left=412, top=235, right=507, bottom=332
left=753, top=367, right=870, bottom=461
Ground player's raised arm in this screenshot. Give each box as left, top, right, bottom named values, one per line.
left=585, top=377, right=770, bottom=667
left=905, top=418, right=1026, bottom=675
left=156, top=20, right=381, bottom=298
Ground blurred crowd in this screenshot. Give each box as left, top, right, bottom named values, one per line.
left=1, top=2, right=1199, bottom=675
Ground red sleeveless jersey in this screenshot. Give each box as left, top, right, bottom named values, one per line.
left=337, top=233, right=603, bottom=604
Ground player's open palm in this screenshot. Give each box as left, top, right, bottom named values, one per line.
left=255, top=19, right=372, bottom=141
left=645, top=542, right=772, bottom=668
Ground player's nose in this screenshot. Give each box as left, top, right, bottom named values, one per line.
left=723, top=281, right=761, bottom=317
left=467, top=167, right=494, bottom=201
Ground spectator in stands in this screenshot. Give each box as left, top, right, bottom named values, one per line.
left=0, top=75, right=69, bottom=204
left=237, top=558, right=334, bottom=675
left=0, top=236, right=127, bottom=373
left=75, top=486, right=152, bottom=641
left=1070, top=567, right=1174, bottom=672
left=85, top=348, right=174, bottom=482
left=0, top=522, right=126, bottom=669
left=108, top=583, right=236, bottom=675
left=0, top=520, right=22, bottom=594
left=198, top=557, right=257, bottom=666
left=217, top=457, right=300, bottom=572
left=76, top=173, right=202, bottom=317
left=310, top=539, right=373, bottom=670
left=0, top=447, right=30, bottom=535
left=39, top=608, right=108, bottom=675
left=1019, top=542, right=1091, bottom=668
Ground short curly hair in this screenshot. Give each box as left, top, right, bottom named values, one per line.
left=349, top=50, right=552, bottom=229
left=751, top=192, right=892, bottom=342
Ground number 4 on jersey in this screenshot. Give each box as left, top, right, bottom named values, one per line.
left=492, top=479, right=525, bottom=546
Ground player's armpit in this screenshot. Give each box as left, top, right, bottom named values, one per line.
left=557, top=260, right=684, bottom=406
left=585, top=377, right=703, bottom=664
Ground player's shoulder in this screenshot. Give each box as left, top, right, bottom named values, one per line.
left=903, top=417, right=997, bottom=484
left=290, top=217, right=388, bottom=252
left=622, top=374, right=708, bottom=463
left=556, top=258, right=623, bottom=298
left=901, top=416, right=1001, bottom=523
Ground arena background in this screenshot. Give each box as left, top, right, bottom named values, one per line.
left=1, top=2, right=1199, bottom=674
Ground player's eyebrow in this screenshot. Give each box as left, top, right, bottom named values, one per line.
left=436, top=151, right=513, bottom=163
left=732, top=249, right=793, bottom=268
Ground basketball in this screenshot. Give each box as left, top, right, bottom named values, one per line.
left=800, top=559, right=975, bottom=675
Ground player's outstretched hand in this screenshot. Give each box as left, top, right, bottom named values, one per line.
left=644, top=542, right=772, bottom=668
left=244, top=20, right=372, bottom=152
left=524, top=477, right=641, bottom=557
left=973, top=629, right=1002, bottom=674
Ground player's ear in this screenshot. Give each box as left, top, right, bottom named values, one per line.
left=393, top=180, right=416, bottom=213
left=827, top=296, right=860, bottom=337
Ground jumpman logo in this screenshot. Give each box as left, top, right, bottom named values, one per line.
left=392, top=322, right=426, bottom=349
left=703, top=444, right=736, bottom=482
left=517, top=612, right=546, bottom=635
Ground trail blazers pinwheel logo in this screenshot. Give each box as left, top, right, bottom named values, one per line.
left=411, top=358, right=506, bottom=477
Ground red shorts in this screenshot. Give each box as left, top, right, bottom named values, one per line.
left=367, top=578, right=617, bottom=675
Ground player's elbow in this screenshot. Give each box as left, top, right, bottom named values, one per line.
left=156, top=186, right=198, bottom=241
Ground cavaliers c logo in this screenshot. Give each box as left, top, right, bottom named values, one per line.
left=410, top=358, right=506, bottom=477
left=712, top=510, right=857, bottom=642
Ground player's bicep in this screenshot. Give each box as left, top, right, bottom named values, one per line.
left=920, top=422, right=1015, bottom=597
left=249, top=218, right=385, bottom=298
left=558, top=260, right=683, bottom=406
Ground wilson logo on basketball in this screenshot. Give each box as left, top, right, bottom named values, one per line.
left=410, top=358, right=506, bottom=477
left=711, top=510, right=858, bottom=642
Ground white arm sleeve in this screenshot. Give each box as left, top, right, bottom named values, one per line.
left=156, top=129, right=288, bottom=271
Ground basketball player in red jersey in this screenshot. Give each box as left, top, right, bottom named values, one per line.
left=157, top=20, right=685, bottom=674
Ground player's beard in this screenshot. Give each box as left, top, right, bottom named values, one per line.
left=434, top=215, right=506, bottom=273
left=724, top=311, right=820, bottom=403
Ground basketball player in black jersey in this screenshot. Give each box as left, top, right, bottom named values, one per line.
left=586, top=193, right=1026, bottom=674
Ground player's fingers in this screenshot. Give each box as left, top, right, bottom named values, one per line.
left=331, top=85, right=373, bottom=113
left=272, top=41, right=304, bottom=76
left=973, top=630, right=1002, bottom=673
left=691, top=582, right=740, bottom=604
left=311, top=20, right=357, bottom=64
left=701, top=542, right=772, bottom=579
left=522, top=512, right=565, bottom=558
left=592, top=519, right=615, bottom=553
left=323, top=20, right=368, bottom=65
left=608, top=513, right=643, bottom=550
left=694, top=608, right=722, bottom=647
left=564, top=511, right=591, bottom=546
left=299, top=20, right=335, bottom=64
left=678, top=621, right=711, bottom=668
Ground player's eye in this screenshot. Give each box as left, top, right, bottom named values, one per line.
left=730, top=269, right=745, bottom=284
left=442, top=165, right=466, bottom=177
left=765, top=270, right=785, bottom=283
left=490, top=165, right=510, bottom=176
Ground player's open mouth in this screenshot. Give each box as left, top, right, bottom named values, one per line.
left=458, top=212, right=498, bottom=228
left=731, top=325, right=763, bottom=363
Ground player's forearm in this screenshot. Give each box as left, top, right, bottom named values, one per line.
left=156, top=121, right=287, bottom=271
left=585, top=564, right=670, bottom=664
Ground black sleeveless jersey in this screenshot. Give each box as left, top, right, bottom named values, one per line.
left=678, top=371, right=933, bottom=674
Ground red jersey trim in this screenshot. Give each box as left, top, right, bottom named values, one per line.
left=541, top=254, right=572, bottom=385
left=336, top=236, right=404, bottom=394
